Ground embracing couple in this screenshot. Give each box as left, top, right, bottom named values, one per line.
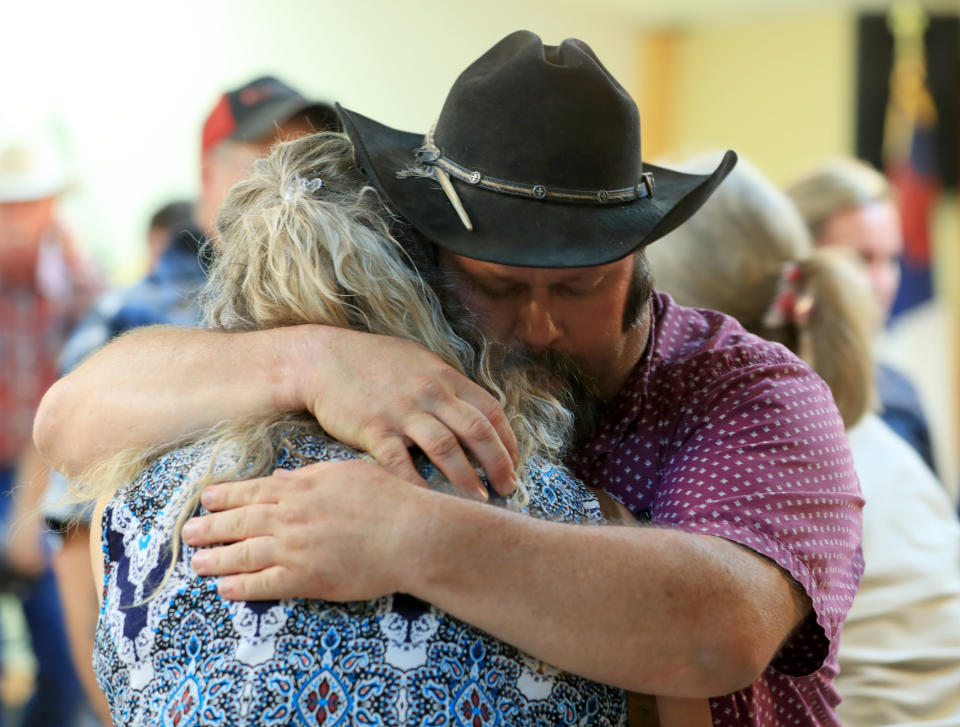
left=36, top=31, right=863, bottom=727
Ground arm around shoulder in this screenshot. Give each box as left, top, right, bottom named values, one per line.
left=34, top=324, right=310, bottom=477
left=34, top=322, right=519, bottom=497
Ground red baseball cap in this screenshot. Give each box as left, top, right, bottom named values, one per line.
left=201, top=76, right=338, bottom=156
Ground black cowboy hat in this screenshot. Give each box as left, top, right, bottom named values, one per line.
left=338, top=30, right=737, bottom=268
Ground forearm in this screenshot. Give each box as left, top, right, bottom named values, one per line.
left=403, top=493, right=807, bottom=697
left=7, top=442, right=48, bottom=576
left=34, top=325, right=317, bottom=477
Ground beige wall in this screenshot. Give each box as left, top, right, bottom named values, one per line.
left=636, top=11, right=855, bottom=183
left=1, top=0, right=639, bottom=281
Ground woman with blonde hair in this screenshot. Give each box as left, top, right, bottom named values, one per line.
left=80, top=129, right=728, bottom=726
left=648, top=153, right=960, bottom=727
left=786, top=157, right=938, bottom=477
left=785, top=158, right=898, bottom=318
left=650, top=155, right=875, bottom=427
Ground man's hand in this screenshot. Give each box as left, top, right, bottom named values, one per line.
left=302, top=329, right=518, bottom=500
left=183, top=461, right=429, bottom=602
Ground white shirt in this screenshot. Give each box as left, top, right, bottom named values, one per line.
left=837, top=413, right=960, bottom=727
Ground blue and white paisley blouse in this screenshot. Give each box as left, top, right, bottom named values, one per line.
left=94, top=433, right=627, bottom=727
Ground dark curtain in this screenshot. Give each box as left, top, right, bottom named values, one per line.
left=856, top=13, right=959, bottom=188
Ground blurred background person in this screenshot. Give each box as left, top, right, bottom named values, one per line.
left=53, top=197, right=197, bottom=374
left=41, top=75, right=338, bottom=726
left=648, top=152, right=960, bottom=727
left=786, top=158, right=940, bottom=480
left=145, top=199, right=194, bottom=274
left=0, top=129, right=101, bottom=726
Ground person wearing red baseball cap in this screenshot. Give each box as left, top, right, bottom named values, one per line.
left=195, top=75, right=337, bottom=239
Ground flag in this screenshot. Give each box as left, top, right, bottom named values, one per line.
left=883, top=4, right=941, bottom=317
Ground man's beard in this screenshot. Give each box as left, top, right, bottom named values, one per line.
left=426, top=267, right=610, bottom=458
left=491, top=344, right=606, bottom=455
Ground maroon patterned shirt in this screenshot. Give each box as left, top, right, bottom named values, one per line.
left=569, top=292, right=864, bottom=727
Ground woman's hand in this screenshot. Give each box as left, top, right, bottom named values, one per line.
left=183, top=461, right=433, bottom=602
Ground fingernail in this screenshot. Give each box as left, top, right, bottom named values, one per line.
left=474, top=485, right=490, bottom=503
left=218, top=578, right=234, bottom=598
left=191, top=550, right=208, bottom=570
left=200, top=487, right=219, bottom=507
left=182, top=520, right=199, bottom=540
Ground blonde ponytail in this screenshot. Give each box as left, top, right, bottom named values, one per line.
left=790, top=248, right=876, bottom=428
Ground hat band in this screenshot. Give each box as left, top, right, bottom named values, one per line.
left=414, top=147, right=655, bottom=205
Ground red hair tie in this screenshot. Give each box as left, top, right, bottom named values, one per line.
left=763, top=262, right=814, bottom=328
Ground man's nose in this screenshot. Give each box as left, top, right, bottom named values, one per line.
left=517, top=300, right=562, bottom=348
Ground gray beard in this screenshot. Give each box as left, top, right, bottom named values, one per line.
left=429, top=275, right=607, bottom=457
left=491, top=345, right=606, bottom=456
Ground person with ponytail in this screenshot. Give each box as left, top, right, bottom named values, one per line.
left=786, top=159, right=939, bottom=479
left=648, top=153, right=960, bottom=727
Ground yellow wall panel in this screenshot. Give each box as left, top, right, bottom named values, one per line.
left=641, top=13, right=855, bottom=183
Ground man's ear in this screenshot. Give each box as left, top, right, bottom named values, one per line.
left=200, top=149, right=215, bottom=196
left=196, top=147, right=222, bottom=238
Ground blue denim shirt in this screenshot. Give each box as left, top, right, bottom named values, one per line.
left=44, top=226, right=207, bottom=531
left=56, top=226, right=207, bottom=374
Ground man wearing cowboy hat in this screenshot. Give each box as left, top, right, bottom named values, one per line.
left=36, top=32, right=862, bottom=726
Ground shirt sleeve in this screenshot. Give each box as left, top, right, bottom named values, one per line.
left=652, top=355, right=865, bottom=677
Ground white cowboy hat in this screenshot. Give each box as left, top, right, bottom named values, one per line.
left=0, top=129, right=69, bottom=203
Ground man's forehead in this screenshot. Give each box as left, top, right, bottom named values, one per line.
left=0, top=197, right=55, bottom=218
left=0, top=197, right=55, bottom=210
left=444, top=251, right=629, bottom=283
